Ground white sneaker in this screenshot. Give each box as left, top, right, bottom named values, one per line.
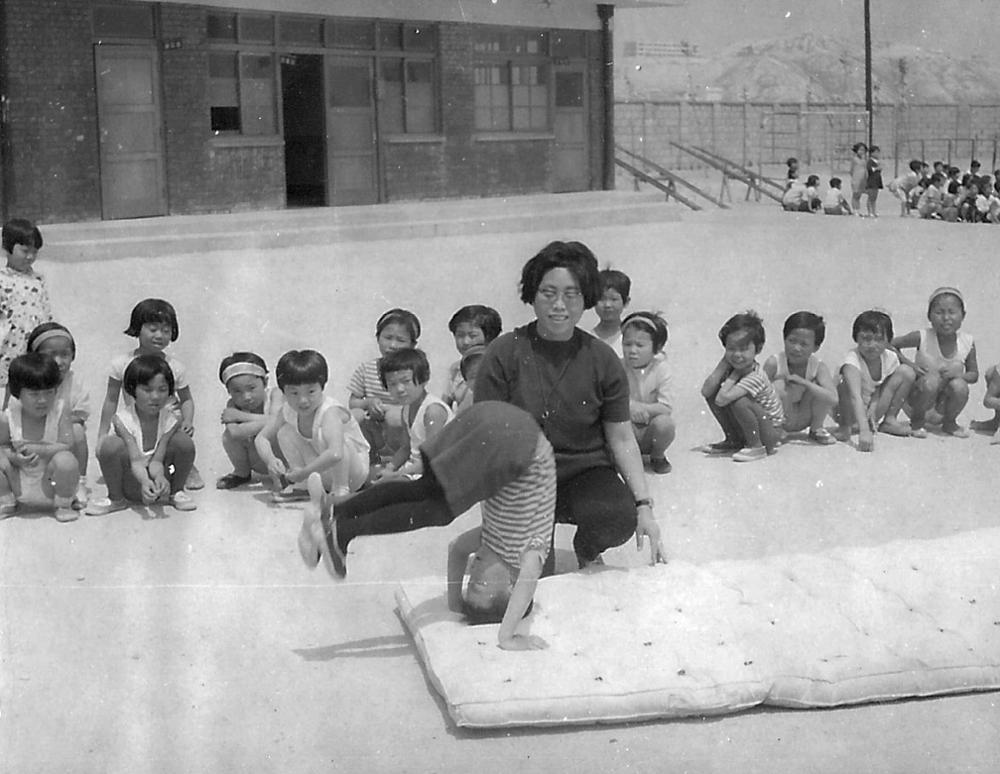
left=169, top=491, right=197, bottom=512
left=85, top=497, right=129, bottom=517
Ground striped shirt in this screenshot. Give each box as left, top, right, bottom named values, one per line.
left=734, top=362, right=784, bottom=425
left=347, top=358, right=393, bottom=404
left=481, top=433, right=556, bottom=572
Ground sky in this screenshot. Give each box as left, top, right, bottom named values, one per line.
left=617, top=0, right=998, bottom=57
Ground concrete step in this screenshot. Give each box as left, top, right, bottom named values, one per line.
left=41, top=191, right=680, bottom=262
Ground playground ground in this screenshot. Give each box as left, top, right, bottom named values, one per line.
left=3, top=196, right=1000, bottom=773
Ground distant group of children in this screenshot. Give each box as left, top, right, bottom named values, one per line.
left=780, top=145, right=1000, bottom=222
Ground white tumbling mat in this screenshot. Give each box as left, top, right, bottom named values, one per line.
left=396, top=529, right=1000, bottom=728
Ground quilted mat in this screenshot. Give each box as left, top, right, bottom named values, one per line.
left=395, top=529, right=1000, bottom=728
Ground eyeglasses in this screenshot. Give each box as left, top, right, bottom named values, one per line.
left=537, top=286, right=583, bottom=304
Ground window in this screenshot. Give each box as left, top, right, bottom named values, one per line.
left=207, top=13, right=278, bottom=136
left=473, top=29, right=550, bottom=132
left=377, top=22, right=438, bottom=135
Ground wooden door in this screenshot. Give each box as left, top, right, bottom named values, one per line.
left=94, top=44, right=167, bottom=219
left=326, top=56, right=379, bottom=205
left=552, top=64, right=590, bottom=192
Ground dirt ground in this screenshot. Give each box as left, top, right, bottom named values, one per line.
left=3, top=199, right=1000, bottom=773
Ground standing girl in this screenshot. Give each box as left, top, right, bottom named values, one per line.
left=0, top=219, right=53, bottom=390
left=620, top=311, right=675, bottom=474
left=893, top=287, right=978, bottom=438
left=96, top=298, right=201, bottom=489
left=865, top=145, right=884, bottom=217
left=850, top=142, right=868, bottom=215
left=87, top=355, right=196, bottom=514
left=27, top=322, right=91, bottom=507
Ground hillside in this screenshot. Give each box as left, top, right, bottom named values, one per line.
left=619, top=33, right=1000, bottom=103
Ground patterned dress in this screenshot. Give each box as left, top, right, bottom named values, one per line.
left=0, top=266, right=53, bottom=389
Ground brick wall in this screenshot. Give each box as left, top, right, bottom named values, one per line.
left=2, top=0, right=101, bottom=222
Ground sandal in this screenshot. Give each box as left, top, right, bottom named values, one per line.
left=808, top=428, right=837, bottom=445
left=319, top=505, right=347, bottom=580
left=216, top=472, right=252, bottom=490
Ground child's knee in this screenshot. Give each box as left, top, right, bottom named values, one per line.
left=168, top=431, right=195, bottom=458
left=894, top=364, right=916, bottom=385
left=947, top=378, right=969, bottom=400
left=50, top=450, right=79, bottom=477
left=97, top=434, right=126, bottom=460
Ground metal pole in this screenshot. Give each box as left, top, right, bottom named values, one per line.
left=598, top=4, right=615, bottom=190
left=864, top=0, right=873, bottom=148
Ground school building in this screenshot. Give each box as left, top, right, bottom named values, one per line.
left=0, top=0, right=666, bottom=223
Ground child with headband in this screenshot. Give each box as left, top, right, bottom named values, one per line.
left=216, top=352, right=284, bottom=489
left=26, top=323, right=91, bottom=506
left=620, top=311, right=675, bottom=474
left=348, top=308, right=420, bottom=464
left=893, top=287, right=978, bottom=438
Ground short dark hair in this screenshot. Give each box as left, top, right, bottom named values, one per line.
left=786, top=156, right=798, bottom=166
left=2, top=218, right=42, bottom=254
left=519, top=240, right=601, bottom=309
left=122, top=354, right=175, bottom=398
left=8, top=352, right=61, bottom=398
left=597, top=268, right=632, bottom=302
left=275, top=350, right=327, bottom=389
left=971, top=159, right=981, bottom=169
left=218, top=351, right=268, bottom=384
left=379, top=348, right=430, bottom=388
left=869, top=145, right=880, bottom=153
left=930, top=172, right=945, bottom=186
left=718, top=311, right=765, bottom=353
left=448, top=305, right=502, bottom=343
left=375, top=308, right=421, bottom=343
left=124, top=298, right=179, bottom=341
left=806, top=174, right=820, bottom=187
left=782, top=311, right=826, bottom=347
left=621, top=311, right=668, bottom=353
left=908, top=159, right=923, bottom=173
left=852, top=142, right=867, bottom=153
left=459, top=345, right=485, bottom=380
left=829, top=177, right=842, bottom=189
left=852, top=310, right=893, bottom=343
left=27, top=322, right=76, bottom=357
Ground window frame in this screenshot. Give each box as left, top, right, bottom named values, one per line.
left=472, top=26, right=554, bottom=135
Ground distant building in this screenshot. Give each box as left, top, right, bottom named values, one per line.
left=0, top=0, right=670, bottom=223
left=623, top=40, right=699, bottom=59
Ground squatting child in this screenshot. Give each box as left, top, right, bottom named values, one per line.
left=87, top=355, right=196, bottom=514
left=763, top=311, right=838, bottom=444
left=893, top=286, right=978, bottom=438
left=701, top=311, right=784, bottom=462
left=0, top=353, right=79, bottom=522
left=835, top=310, right=913, bottom=451
left=255, top=349, right=370, bottom=502
left=442, top=305, right=501, bottom=411
left=216, top=351, right=284, bottom=489
left=621, top=311, right=675, bottom=473
left=0, top=219, right=53, bottom=391
left=822, top=177, right=852, bottom=215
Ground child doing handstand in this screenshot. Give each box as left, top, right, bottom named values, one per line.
left=26, top=322, right=91, bottom=505
left=442, top=305, right=501, bottom=411
left=256, top=350, right=370, bottom=502
left=216, top=351, right=284, bottom=489
left=298, top=401, right=557, bottom=650
left=87, top=355, right=196, bottom=514
left=375, top=348, right=452, bottom=482
left=591, top=268, right=631, bottom=356
left=763, top=311, right=838, bottom=444
left=0, top=353, right=79, bottom=521
left=835, top=310, right=913, bottom=451
left=893, top=286, right=978, bottom=438
left=621, top=311, right=675, bottom=473
left=701, top=311, right=784, bottom=462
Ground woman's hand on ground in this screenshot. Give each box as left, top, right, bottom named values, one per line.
left=635, top=508, right=666, bottom=565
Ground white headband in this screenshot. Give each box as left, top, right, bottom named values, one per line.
left=29, top=328, right=74, bottom=352
left=221, top=362, right=267, bottom=384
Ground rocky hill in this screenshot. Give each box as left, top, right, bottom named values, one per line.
left=619, top=33, right=1000, bottom=103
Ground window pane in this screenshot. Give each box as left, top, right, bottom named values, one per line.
left=380, top=60, right=404, bottom=133
left=378, top=22, right=403, bottom=50
left=555, top=71, right=584, bottom=107
left=240, top=15, right=274, bottom=44
left=552, top=31, right=586, bottom=58
left=207, top=13, right=237, bottom=41
left=329, top=19, right=374, bottom=49
left=473, top=30, right=502, bottom=53
left=211, top=107, right=241, bottom=133
left=329, top=63, right=371, bottom=107
left=404, top=25, right=436, bottom=51
left=406, top=61, right=435, bottom=133
left=209, top=52, right=238, bottom=110
left=240, top=54, right=276, bottom=135
left=94, top=5, right=154, bottom=38
left=280, top=17, right=324, bottom=46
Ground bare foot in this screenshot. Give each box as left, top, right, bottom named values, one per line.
left=942, top=422, right=969, bottom=438
left=878, top=418, right=911, bottom=437
left=832, top=426, right=851, bottom=442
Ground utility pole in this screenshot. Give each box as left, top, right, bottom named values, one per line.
left=864, top=0, right=873, bottom=147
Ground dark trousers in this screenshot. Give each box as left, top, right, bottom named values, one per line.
left=543, top=466, right=637, bottom=573
left=335, top=462, right=455, bottom=553
left=705, top=392, right=780, bottom=451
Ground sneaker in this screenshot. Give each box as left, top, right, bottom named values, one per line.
left=169, top=491, right=197, bottom=512
left=216, top=472, right=252, bottom=490
left=185, top=465, right=205, bottom=491
left=271, top=487, right=310, bottom=503
left=319, top=506, right=347, bottom=579
left=53, top=495, right=78, bottom=522
left=85, top=497, right=129, bottom=517
left=704, top=439, right=742, bottom=455
left=808, top=428, right=837, bottom=445
left=650, top=456, right=672, bottom=474
left=732, top=446, right=768, bottom=462
left=910, top=427, right=928, bottom=439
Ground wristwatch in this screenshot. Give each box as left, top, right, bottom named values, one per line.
left=634, top=497, right=654, bottom=509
